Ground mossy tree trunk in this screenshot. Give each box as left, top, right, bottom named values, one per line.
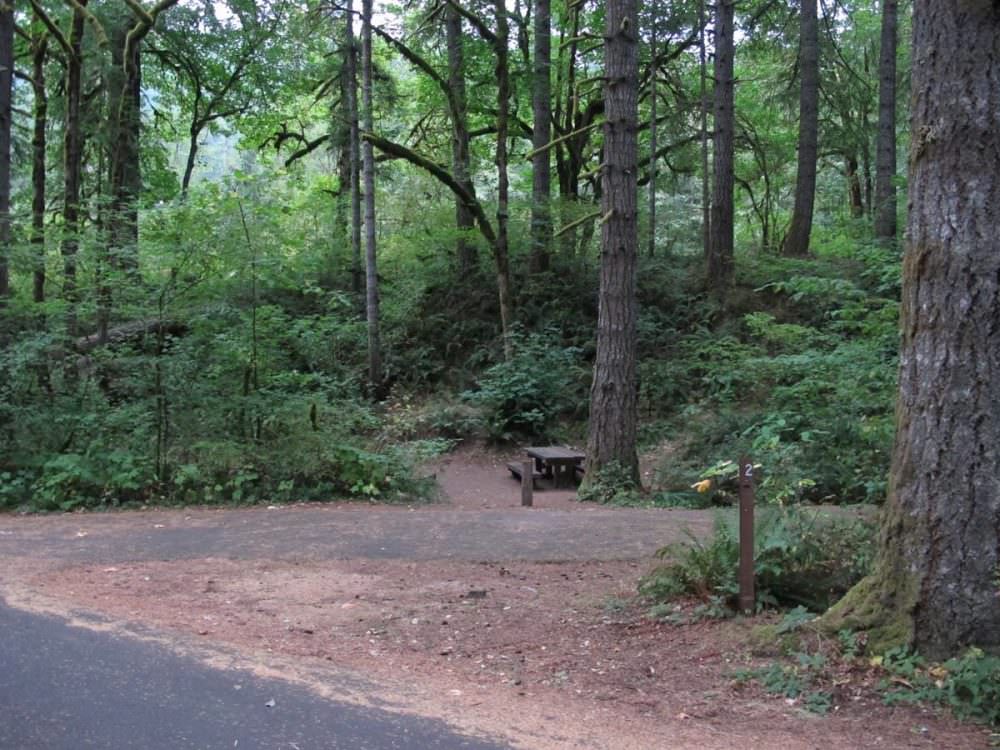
left=361, top=0, right=382, bottom=392
left=0, top=0, right=12, bottom=302
left=823, top=0, right=1000, bottom=660
left=445, top=5, right=476, bottom=276
left=529, top=0, right=551, bottom=273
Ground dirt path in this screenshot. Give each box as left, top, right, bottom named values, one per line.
left=0, top=447, right=990, bottom=749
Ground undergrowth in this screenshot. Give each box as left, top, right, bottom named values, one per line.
left=639, top=506, right=876, bottom=613
left=735, top=612, right=1000, bottom=728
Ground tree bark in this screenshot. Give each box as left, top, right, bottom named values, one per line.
left=782, top=0, right=819, bottom=257
left=494, top=0, right=513, bottom=359
left=585, top=0, right=639, bottom=485
left=62, top=2, right=87, bottom=338
left=699, top=0, right=710, bottom=260
left=445, top=5, right=476, bottom=275
left=31, top=29, right=48, bottom=304
left=361, top=0, right=382, bottom=392
left=846, top=154, right=863, bottom=218
left=529, top=0, right=551, bottom=273
left=823, top=0, right=1000, bottom=659
left=101, top=0, right=179, bottom=330
left=0, top=0, right=13, bottom=302
left=873, top=0, right=897, bottom=241
left=344, top=0, right=362, bottom=297
left=706, top=0, right=734, bottom=293
left=108, top=9, right=160, bottom=278
left=647, top=21, right=657, bottom=259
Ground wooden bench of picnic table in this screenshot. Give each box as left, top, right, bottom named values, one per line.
left=506, top=461, right=545, bottom=488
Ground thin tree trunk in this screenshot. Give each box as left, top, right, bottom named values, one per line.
left=361, top=0, right=382, bottom=391
left=874, top=0, right=897, bottom=240
left=31, top=30, right=48, bottom=304
left=334, top=69, right=350, bottom=278
left=180, top=124, right=200, bottom=197
left=846, top=154, right=863, bottom=218
left=647, top=21, right=657, bottom=259
left=108, top=13, right=146, bottom=278
left=823, top=0, right=1000, bottom=660
left=529, top=0, right=551, bottom=273
left=585, top=0, right=639, bottom=485
left=782, top=0, right=819, bottom=257
left=0, top=0, right=13, bottom=302
left=63, top=3, right=87, bottom=338
left=699, top=0, right=710, bottom=259
left=344, top=1, right=363, bottom=297
left=707, top=0, right=734, bottom=293
left=494, top=0, right=513, bottom=359
left=446, top=5, right=476, bottom=275
left=556, top=6, right=580, bottom=257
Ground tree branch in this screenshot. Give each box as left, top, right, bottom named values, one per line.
left=363, top=132, right=496, bottom=246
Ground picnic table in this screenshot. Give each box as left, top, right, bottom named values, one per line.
left=525, top=446, right=586, bottom=489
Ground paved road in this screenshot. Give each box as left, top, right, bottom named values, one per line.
left=0, top=601, right=510, bottom=750
left=0, top=505, right=715, bottom=565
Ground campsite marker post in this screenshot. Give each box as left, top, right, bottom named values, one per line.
left=738, top=456, right=755, bottom=614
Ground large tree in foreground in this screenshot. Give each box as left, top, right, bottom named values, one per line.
left=824, top=0, right=1000, bottom=659
left=584, top=0, right=639, bottom=484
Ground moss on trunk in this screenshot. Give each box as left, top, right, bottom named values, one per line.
left=819, top=569, right=916, bottom=654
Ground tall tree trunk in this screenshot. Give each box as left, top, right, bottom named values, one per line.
left=63, top=3, right=87, bottom=338
left=494, top=0, right=513, bottom=359
left=529, top=0, right=551, bottom=273
left=647, top=21, right=657, bottom=258
left=782, top=0, right=819, bottom=257
left=334, top=73, right=350, bottom=279
left=706, top=0, right=734, bottom=293
left=445, top=5, right=476, bottom=275
left=699, top=0, right=710, bottom=259
left=0, top=0, right=13, bottom=302
left=344, top=1, right=362, bottom=297
left=823, top=0, right=1000, bottom=660
left=555, top=6, right=580, bottom=257
left=361, top=0, right=382, bottom=391
left=585, top=0, right=639, bottom=485
left=108, top=13, right=143, bottom=277
left=31, top=30, right=48, bottom=304
left=873, top=0, right=897, bottom=241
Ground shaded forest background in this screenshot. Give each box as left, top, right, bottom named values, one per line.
left=0, top=0, right=906, bottom=512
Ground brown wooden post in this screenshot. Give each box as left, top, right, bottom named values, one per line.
left=738, top=455, right=755, bottom=613
left=521, top=460, right=533, bottom=507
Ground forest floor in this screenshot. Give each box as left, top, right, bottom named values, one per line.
left=0, top=444, right=991, bottom=749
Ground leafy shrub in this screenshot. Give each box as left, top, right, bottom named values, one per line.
left=733, top=649, right=833, bottom=715
left=880, top=647, right=1000, bottom=727
left=639, top=507, right=876, bottom=612
left=637, top=243, right=900, bottom=507
left=577, top=461, right=642, bottom=505
left=462, top=329, right=586, bottom=441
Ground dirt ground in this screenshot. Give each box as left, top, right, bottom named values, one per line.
left=0, top=445, right=992, bottom=749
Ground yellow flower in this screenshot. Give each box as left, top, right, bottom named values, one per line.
left=692, top=479, right=713, bottom=494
